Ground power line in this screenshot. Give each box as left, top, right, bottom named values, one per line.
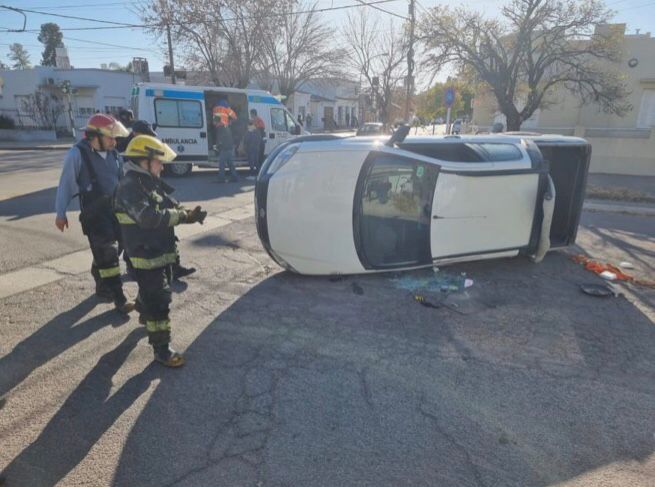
left=5, top=1, right=133, bottom=9
left=0, top=0, right=404, bottom=32
left=5, top=6, right=142, bottom=27
left=354, top=0, right=408, bottom=19
left=64, top=36, right=154, bottom=52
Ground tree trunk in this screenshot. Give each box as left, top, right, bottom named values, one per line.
left=505, top=111, right=522, bottom=131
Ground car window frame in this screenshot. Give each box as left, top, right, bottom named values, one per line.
left=353, top=150, right=440, bottom=270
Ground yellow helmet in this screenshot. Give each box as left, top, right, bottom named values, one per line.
left=123, top=134, right=177, bottom=162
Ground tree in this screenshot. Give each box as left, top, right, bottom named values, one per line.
left=419, top=0, right=631, bottom=130
left=260, top=1, right=344, bottom=103
left=342, top=9, right=407, bottom=125
left=415, top=81, right=475, bottom=122
left=106, top=61, right=133, bottom=72
left=8, top=43, right=31, bottom=70
left=38, top=23, right=64, bottom=67
left=142, top=0, right=281, bottom=87
left=20, top=88, right=66, bottom=130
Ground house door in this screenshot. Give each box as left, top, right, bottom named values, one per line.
left=323, top=106, right=334, bottom=129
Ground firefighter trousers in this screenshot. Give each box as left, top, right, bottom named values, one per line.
left=135, top=266, right=172, bottom=346
left=88, top=231, right=126, bottom=305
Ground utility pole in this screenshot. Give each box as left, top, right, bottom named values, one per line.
left=404, top=0, right=415, bottom=123
left=162, top=0, right=176, bottom=84
left=166, top=23, right=176, bottom=85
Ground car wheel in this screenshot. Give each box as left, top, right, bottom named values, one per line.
left=164, top=162, right=192, bottom=177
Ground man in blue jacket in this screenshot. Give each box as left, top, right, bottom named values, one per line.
left=54, top=113, right=134, bottom=313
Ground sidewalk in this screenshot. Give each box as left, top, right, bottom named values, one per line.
left=584, top=198, right=655, bottom=216
left=0, top=139, right=74, bottom=151
left=586, top=173, right=655, bottom=204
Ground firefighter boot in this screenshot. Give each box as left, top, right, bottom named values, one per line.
left=92, top=264, right=114, bottom=302
left=153, top=344, right=185, bottom=368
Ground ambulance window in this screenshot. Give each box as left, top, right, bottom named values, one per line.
left=271, top=108, right=287, bottom=132
left=284, top=111, right=297, bottom=134
left=354, top=154, right=438, bottom=269
left=154, top=99, right=203, bottom=128
left=154, top=99, right=178, bottom=126
left=178, top=100, right=203, bottom=128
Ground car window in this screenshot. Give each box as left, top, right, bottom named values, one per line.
left=355, top=154, right=438, bottom=268
left=400, top=143, right=483, bottom=162
left=271, top=108, right=287, bottom=132
left=284, top=111, right=297, bottom=134
left=473, top=143, right=522, bottom=161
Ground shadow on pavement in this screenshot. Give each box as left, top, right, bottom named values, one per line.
left=2, top=328, right=155, bottom=487
left=0, top=296, right=129, bottom=398
left=0, top=187, right=67, bottom=221
left=163, top=171, right=255, bottom=204
left=108, top=253, right=655, bottom=486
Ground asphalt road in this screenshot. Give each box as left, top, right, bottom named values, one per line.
left=0, top=150, right=654, bottom=486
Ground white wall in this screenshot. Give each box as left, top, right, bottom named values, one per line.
left=0, top=67, right=135, bottom=129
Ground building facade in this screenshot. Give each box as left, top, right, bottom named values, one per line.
left=471, top=24, right=655, bottom=176
left=0, top=67, right=140, bottom=132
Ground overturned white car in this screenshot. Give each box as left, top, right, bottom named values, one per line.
left=255, top=128, right=590, bottom=275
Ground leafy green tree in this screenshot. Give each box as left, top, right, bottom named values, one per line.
left=415, top=81, right=474, bottom=122
left=8, top=43, right=31, bottom=70
left=38, top=23, right=64, bottom=67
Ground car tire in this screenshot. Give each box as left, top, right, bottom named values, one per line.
left=164, top=162, right=192, bottom=177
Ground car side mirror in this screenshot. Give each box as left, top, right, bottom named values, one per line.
left=292, top=125, right=301, bottom=135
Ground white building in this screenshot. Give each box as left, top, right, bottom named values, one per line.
left=286, top=79, right=360, bottom=131
left=0, top=67, right=141, bottom=131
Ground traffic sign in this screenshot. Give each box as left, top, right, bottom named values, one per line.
left=444, top=87, right=456, bottom=107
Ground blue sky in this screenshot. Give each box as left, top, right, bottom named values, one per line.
left=1, top=0, right=654, bottom=77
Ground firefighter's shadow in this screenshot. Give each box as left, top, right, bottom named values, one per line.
left=0, top=295, right=128, bottom=398
left=2, top=327, right=157, bottom=487
left=110, top=261, right=655, bottom=487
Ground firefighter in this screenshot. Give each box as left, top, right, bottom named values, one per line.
left=114, top=135, right=207, bottom=367
left=54, top=113, right=134, bottom=313
left=117, top=120, right=197, bottom=280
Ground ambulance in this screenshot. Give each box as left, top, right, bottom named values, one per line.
left=130, top=82, right=304, bottom=176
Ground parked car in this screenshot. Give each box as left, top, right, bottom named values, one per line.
left=356, top=123, right=387, bottom=136
left=255, top=131, right=590, bottom=275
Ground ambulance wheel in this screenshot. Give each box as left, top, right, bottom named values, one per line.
left=165, top=163, right=192, bottom=177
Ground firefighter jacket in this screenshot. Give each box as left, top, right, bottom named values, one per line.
left=113, top=161, right=186, bottom=270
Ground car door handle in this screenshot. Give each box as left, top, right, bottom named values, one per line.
left=200, top=132, right=207, bottom=138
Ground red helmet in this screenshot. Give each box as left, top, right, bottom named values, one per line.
left=84, top=113, right=129, bottom=138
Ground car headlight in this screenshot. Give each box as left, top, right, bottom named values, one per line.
left=266, top=144, right=299, bottom=174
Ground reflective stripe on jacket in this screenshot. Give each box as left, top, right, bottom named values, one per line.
left=113, top=161, right=185, bottom=270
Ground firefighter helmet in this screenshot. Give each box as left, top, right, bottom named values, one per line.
left=122, top=135, right=177, bottom=162
left=84, top=113, right=129, bottom=138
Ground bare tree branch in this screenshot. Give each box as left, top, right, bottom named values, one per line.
left=419, top=0, right=631, bottom=130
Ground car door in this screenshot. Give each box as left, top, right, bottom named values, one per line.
left=428, top=142, right=540, bottom=261
left=353, top=151, right=439, bottom=270
left=269, top=107, right=291, bottom=153
left=153, top=95, right=207, bottom=161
